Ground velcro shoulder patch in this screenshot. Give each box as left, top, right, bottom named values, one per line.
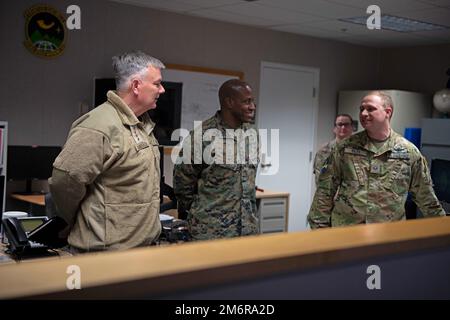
left=389, top=152, right=409, bottom=159
left=389, top=144, right=410, bottom=159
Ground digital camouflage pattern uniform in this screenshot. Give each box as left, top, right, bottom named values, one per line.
left=173, top=111, right=259, bottom=240
left=308, top=130, right=445, bottom=228
left=313, top=139, right=336, bottom=185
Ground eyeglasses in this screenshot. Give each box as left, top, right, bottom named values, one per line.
left=335, top=122, right=352, bottom=128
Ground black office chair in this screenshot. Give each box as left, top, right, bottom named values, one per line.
left=40, top=193, right=68, bottom=248
left=160, top=180, right=177, bottom=213
left=158, top=146, right=176, bottom=212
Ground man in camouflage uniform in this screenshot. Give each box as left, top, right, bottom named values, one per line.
left=173, top=79, right=259, bottom=240
left=308, top=91, right=445, bottom=228
left=313, top=114, right=354, bottom=185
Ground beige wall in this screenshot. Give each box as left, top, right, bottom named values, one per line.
left=0, top=0, right=380, bottom=150
left=379, top=44, right=450, bottom=118
left=380, top=44, right=450, bottom=95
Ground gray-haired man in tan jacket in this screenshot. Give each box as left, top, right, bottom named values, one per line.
left=49, top=51, right=165, bottom=253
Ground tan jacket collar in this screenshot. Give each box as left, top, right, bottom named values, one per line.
left=107, top=90, right=155, bottom=134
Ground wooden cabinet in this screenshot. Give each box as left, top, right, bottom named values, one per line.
left=0, top=121, right=7, bottom=215
left=256, top=190, right=289, bottom=234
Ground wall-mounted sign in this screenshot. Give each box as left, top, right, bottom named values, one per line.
left=24, top=4, right=67, bottom=58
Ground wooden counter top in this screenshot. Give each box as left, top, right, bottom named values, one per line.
left=7, top=191, right=289, bottom=207
left=256, top=189, right=289, bottom=199
left=10, top=194, right=45, bottom=206
left=0, top=216, right=449, bottom=299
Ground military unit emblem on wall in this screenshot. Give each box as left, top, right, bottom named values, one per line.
left=24, top=5, right=67, bottom=58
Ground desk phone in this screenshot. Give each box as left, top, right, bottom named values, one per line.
left=2, top=216, right=49, bottom=254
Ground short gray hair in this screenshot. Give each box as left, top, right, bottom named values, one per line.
left=112, top=51, right=165, bottom=92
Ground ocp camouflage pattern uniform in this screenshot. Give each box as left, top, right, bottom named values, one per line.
left=173, top=111, right=260, bottom=240
left=308, top=130, right=445, bottom=228
left=313, top=139, right=336, bottom=185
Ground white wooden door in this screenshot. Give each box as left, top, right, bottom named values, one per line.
left=257, top=62, right=319, bottom=232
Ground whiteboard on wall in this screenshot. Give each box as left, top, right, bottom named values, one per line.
left=162, top=64, right=243, bottom=132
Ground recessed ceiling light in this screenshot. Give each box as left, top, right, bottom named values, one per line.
left=340, top=14, right=449, bottom=32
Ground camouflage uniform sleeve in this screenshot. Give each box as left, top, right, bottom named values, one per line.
left=410, top=155, right=445, bottom=217
left=313, top=147, right=329, bottom=186
left=308, top=147, right=340, bottom=229
left=313, top=151, right=321, bottom=181
left=173, top=135, right=203, bottom=212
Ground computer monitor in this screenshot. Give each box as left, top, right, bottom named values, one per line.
left=93, top=78, right=116, bottom=107
left=93, top=78, right=182, bottom=145
left=430, top=158, right=450, bottom=204
left=7, top=145, right=61, bottom=194
left=147, top=81, right=182, bottom=146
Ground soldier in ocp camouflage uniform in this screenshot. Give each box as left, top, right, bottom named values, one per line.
left=313, top=114, right=353, bottom=185
left=173, top=79, right=259, bottom=240
left=308, top=91, right=445, bottom=228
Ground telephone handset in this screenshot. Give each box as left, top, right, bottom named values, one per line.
left=3, top=217, right=29, bottom=246
left=2, top=216, right=49, bottom=254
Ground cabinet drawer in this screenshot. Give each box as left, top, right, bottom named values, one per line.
left=258, top=198, right=286, bottom=219
left=261, top=218, right=285, bottom=233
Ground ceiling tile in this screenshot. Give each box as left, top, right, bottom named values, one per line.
left=176, top=0, right=242, bottom=8
left=205, top=2, right=322, bottom=24
left=326, top=0, right=434, bottom=12
left=110, top=0, right=199, bottom=12
left=400, top=7, right=450, bottom=26
left=304, top=19, right=377, bottom=36
left=189, top=8, right=281, bottom=27
left=110, top=0, right=450, bottom=47
left=271, top=23, right=351, bottom=39
left=416, top=0, right=450, bottom=7
left=257, top=0, right=364, bottom=19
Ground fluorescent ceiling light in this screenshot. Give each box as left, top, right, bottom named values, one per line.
left=340, top=14, right=449, bottom=32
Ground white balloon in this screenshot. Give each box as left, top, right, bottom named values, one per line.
left=433, top=89, right=450, bottom=114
